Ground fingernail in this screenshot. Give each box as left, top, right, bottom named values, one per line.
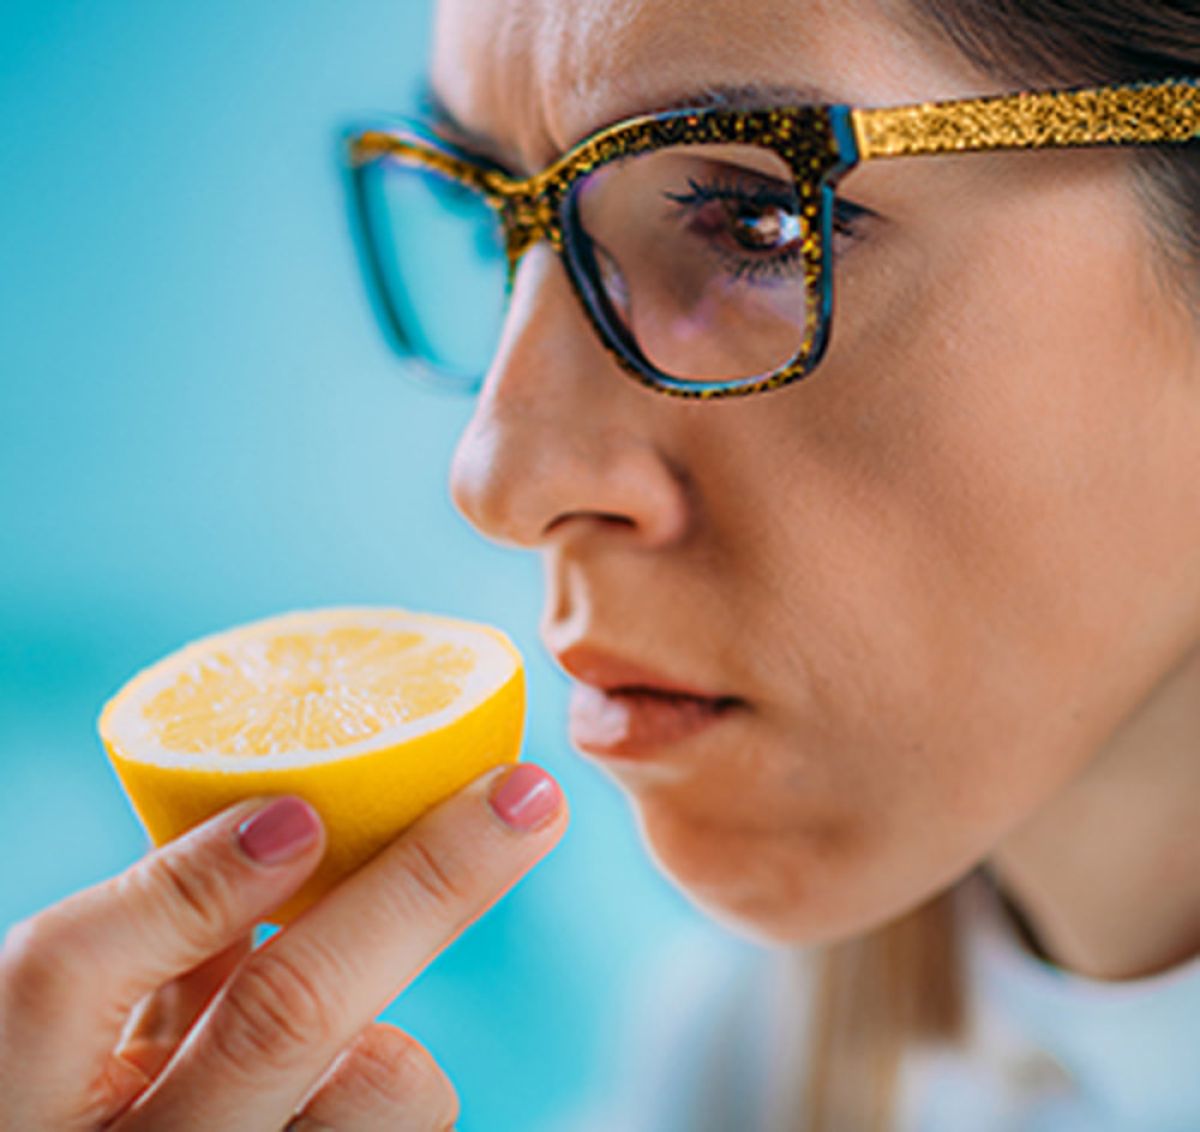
left=237, top=797, right=322, bottom=865
left=488, top=764, right=562, bottom=832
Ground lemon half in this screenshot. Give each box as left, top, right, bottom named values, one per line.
left=98, top=607, right=525, bottom=921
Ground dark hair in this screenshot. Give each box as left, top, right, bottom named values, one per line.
left=802, top=5, right=1199, bottom=1131
left=912, top=0, right=1200, bottom=276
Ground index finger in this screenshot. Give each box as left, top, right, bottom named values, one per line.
left=117, top=763, right=567, bottom=1132
left=0, top=795, right=325, bottom=1127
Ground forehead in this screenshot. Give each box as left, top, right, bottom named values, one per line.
left=429, top=0, right=983, bottom=168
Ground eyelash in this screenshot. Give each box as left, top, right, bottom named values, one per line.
left=663, top=176, right=869, bottom=285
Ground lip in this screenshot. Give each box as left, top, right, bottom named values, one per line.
left=568, top=685, right=739, bottom=759
left=554, top=644, right=742, bottom=760
left=554, top=644, right=731, bottom=700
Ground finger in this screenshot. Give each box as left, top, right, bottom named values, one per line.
left=119, top=763, right=566, bottom=1131
left=119, top=938, right=252, bottom=1081
left=0, top=796, right=323, bottom=1122
left=288, top=1023, right=459, bottom=1132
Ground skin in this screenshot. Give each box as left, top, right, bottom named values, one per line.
left=0, top=770, right=567, bottom=1129
left=436, top=0, right=1200, bottom=980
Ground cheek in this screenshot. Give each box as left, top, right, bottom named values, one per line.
left=799, top=164, right=1199, bottom=762
left=883, top=178, right=1200, bottom=729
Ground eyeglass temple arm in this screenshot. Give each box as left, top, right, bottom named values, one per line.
left=850, top=78, right=1199, bottom=160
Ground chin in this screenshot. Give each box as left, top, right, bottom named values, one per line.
left=634, top=808, right=836, bottom=946
left=677, top=882, right=885, bottom=948
left=686, top=892, right=823, bottom=947
left=634, top=798, right=912, bottom=948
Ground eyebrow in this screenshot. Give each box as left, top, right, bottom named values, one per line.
left=417, top=76, right=842, bottom=169
left=418, top=80, right=509, bottom=164
left=662, top=80, right=841, bottom=112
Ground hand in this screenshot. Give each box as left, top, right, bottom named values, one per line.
left=0, top=762, right=567, bottom=1131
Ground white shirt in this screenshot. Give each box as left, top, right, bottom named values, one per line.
left=566, top=870, right=1200, bottom=1131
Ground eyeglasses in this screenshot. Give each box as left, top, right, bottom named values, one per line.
left=342, top=77, right=1198, bottom=400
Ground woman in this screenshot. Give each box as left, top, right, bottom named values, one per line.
left=3, top=1, right=1198, bottom=1129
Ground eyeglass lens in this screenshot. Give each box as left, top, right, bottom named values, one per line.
left=362, top=158, right=508, bottom=381
left=567, top=144, right=820, bottom=385
left=362, top=143, right=822, bottom=387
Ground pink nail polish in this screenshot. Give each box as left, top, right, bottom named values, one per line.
left=488, top=764, right=562, bottom=832
left=237, top=797, right=321, bottom=865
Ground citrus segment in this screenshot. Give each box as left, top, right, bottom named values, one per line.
left=98, top=607, right=525, bottom=922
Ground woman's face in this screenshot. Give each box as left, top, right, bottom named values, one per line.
left=432, top=0, right=1200, bottom=943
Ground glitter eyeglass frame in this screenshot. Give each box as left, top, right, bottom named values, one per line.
left=344, top=76, right=1199, bottom=400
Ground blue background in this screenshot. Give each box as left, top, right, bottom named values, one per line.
left=0, top=3, right=753, bottom=1128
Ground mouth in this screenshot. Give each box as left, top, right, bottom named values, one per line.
left=568, top=684, right=741, bottom=758
left=554, top=645, right=743, bottom=760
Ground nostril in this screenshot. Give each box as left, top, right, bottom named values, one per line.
left=543, top=511, right=636, bottom=537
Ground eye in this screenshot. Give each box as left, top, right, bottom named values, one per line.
left=664, top=175, right=872, bottom=286
left=723, top=197, right=805, bottom=253
left=664, top=176, right=805, bottom=258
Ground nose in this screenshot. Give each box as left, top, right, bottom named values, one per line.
left=449, top=245, right=691, bottom=550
